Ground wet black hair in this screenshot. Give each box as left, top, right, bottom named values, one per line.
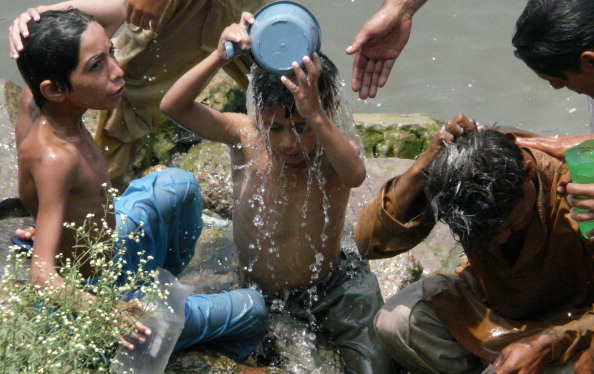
left=251, top=51, right=339, bottom=120
left=513, top=0, right=594, bottom=79
left=425, top=130, right=526, bottom=248
left=16, top=9, right=94, bottom=108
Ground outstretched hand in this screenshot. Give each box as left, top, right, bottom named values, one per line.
left=346, top=3, right=415, bottom=99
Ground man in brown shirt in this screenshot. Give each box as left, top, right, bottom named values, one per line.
left=356, top=114, right=594, bottom=373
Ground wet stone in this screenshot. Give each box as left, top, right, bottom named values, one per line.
left=0, top=80, right=27, bottom=218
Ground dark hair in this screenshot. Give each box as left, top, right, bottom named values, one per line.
left=513, top=0, right=594, bottom=79
left=425, top=130, right=526, bottom=247
left=16, top=9, right=94, bottom=108
left=251, top=51, right=339, bottom=120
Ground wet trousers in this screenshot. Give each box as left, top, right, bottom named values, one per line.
left=376, top=278, right=576, bottom=374
left=263, top=252, right=395, bottom=374
left=115, top=168, right=267, bottom=360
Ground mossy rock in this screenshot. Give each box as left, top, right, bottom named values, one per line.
left=197, top=70, right=247, bottom=113
left=130, top=70, right=245, bottom=178
left=3, top=80, right=21, bottom=127
left=354, top=113, right=442, bottom=160
left=177, top=141, right=233, bottom=218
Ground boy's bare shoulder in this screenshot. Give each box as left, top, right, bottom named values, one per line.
left=18, top=127, right=80, bottom=181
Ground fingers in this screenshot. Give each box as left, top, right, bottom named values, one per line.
left=352, top=56, right=394, bottom=99
left=127, top=9, right=152, bottom=30
left=239, top=12, right=255, bottom=27
left=346, top=29, right=369, bottom=56
left=118, top=335, right=136, bottom=351
left=441, top=114, right=477, bottom=137
left=515, top=136, right=565, bottom=159
left=9, top=8, right=41, bottom=58
left=360, top=59, right=375, bottom=99
left=567, top=183, right=594, bottom=200
left=378, top=59, right=394, bottom=88
left=351, top=53, right=367, bottom=94
left=557, top=176, right=569, bottom=194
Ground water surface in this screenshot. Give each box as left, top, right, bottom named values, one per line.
left=0, top=0, right=589, bottom=136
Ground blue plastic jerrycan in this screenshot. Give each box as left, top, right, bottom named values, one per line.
left=225, top=1, right=322, bottom=75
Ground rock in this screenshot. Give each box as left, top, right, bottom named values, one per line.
left=0, top=80, right=27, bottom=218
left=197, top=70, right=246, bottom=114
left=177, top=141, right=234, bottom=219
left=354, top=113, right=441, bottom=159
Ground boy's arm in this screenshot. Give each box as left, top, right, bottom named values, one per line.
left=10, top=0, right=126, bottom=57
left=281, top=54, right=366, bottom=188
left=27, top=147, right=75, bottom=290
left=160, top=12, right=255, bottom=145
left=28, top=150, right=151, bottom=350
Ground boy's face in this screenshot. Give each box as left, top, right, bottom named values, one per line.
left=64, top=22, right=125, bottom=110
left=262, top=105, right=319, bottom=165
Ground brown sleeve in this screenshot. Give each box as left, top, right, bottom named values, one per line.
left=355, top=175, right=435, bottom=259
left=546, top=309, right=594, bottom=363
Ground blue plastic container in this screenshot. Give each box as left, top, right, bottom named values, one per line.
left=225, top=1, right=322, bottom=75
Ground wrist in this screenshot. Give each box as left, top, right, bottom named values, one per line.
left=384, top=0, right=427, bottom=16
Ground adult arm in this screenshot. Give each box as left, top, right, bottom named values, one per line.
left=160, top=12, right=255, bottom=145
left=9, top=0, right=126, bottom=58
left=515, top=134, right=594, bottom=160
left=355, top=114, right=477, bottom=258
left=346, top=0, right=427, bottom=99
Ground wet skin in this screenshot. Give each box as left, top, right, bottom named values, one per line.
left=232, top=106, right=353, bottom=292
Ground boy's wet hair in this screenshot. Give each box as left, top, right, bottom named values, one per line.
left=16, top=9, right=94, bottom=108
left=425, top=130, right=525, bottom=248
left=513, top=0, right=594, bottom=79
left=251, top=51, right=339, bottom=120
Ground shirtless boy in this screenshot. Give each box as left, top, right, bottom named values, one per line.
left=161, top=12, right=395, bottom=374
left=14, top=5, right=266, bottom=359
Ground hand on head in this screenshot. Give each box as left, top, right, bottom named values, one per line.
left=280, top=53, right=323, bottom=121
left=9, top=7, right=41, bottom=59
left=413, top=114, right=479, bottom=172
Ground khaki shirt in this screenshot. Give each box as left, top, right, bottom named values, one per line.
left=355, top=148, right=594, bottom=363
